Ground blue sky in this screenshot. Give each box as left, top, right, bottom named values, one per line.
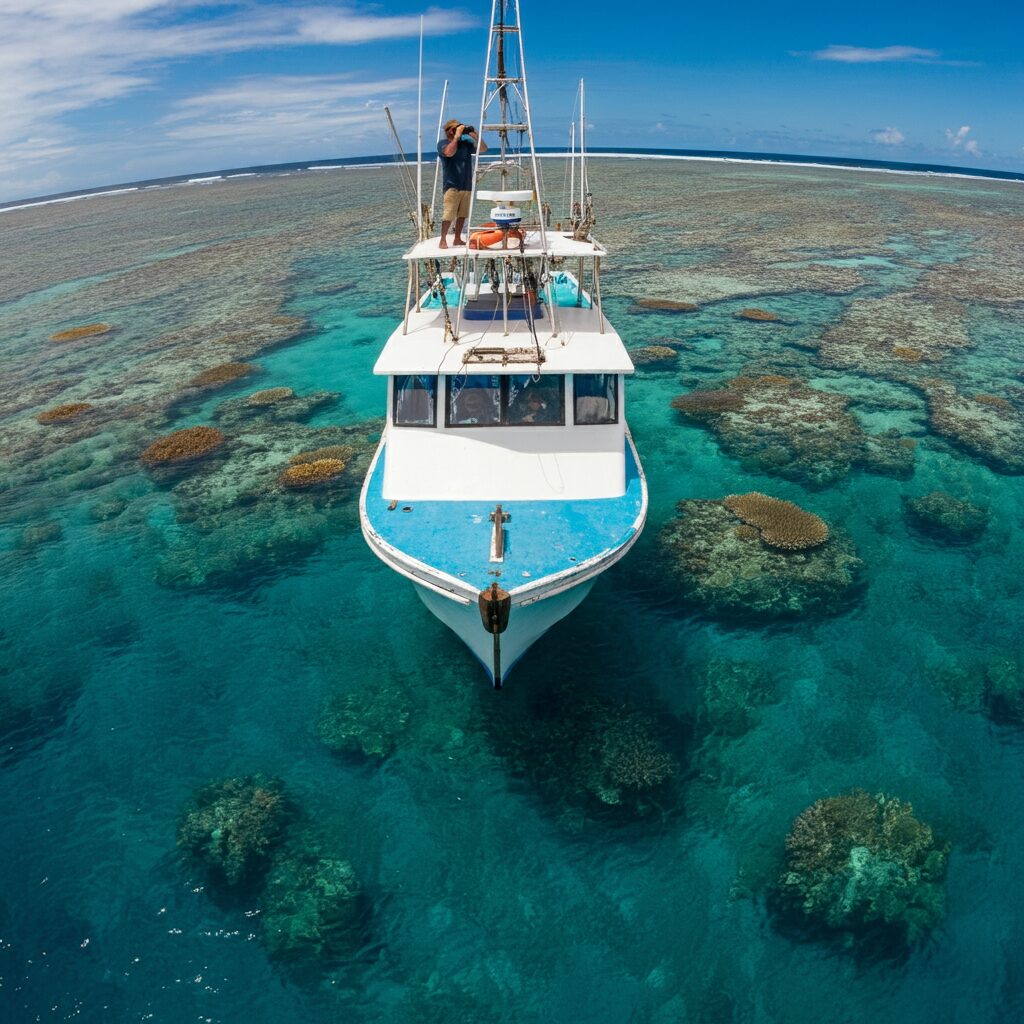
left=1, top=0, right=1022, bottom=203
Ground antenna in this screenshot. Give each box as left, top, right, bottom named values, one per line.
left=430, top=80, right=449, bottom=225
left=416, top=16, right=424, bottom=239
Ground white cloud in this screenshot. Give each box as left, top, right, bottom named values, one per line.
left=870, top=127, right=905, bottom=145
left=163, top=74, right=419, bottom=148
left=812, top=45, right=941, bottom=63
left=945, top=125, right=981, bottom=156
left=0, top=2, right=474, bottom=194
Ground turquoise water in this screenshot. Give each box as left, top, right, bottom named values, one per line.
left=1, top=161, right=1024, bottom=1022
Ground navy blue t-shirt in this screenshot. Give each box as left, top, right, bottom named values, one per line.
left=437, top=137, right=476, bottom=191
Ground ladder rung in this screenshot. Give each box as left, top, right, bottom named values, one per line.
left=493, top=26, right=520, bottom=32
left=486, top=77, right=523, bottom=83
left=482, top=123, right=530, bottom=132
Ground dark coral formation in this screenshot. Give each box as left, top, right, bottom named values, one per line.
left=695, top=660, right=775, bottom=738
left=631, top=345, right=680, bottom=369
left=919, top=380, right=1024, bottom=474
left=49, top=323, right=112, bottom=343
left=279, top=458, right=346, bottom=489
left=188, top=362, right=257, bottom=389
left=483, top=678, right=680, bottom=816
left=36, top=402, right=92, bottom=424
left=672, top=375, right=914, bottom=487
left=931, top=655, right=1024, bottom=724
left=631, top=298, right=698, bottom=312
left=775, top=790, right=948, bottom=948
left=260, top=845, right=365, bottom=963
left=16, top=520, right=63, bottom=550
left=178, top=777, right=367, bottom=968
left=142, top=426, right=225, bottom=466
left=723, top=492, right=829, bottom=550
left=904, top=491, right=990, bottom=542
left=318, top=687, right=412, bottom=758
left=658, top=498, right=861, bottom=619
left=736, top=308, right=780, bottom=322
left=177, top=775, right=290, bottom=889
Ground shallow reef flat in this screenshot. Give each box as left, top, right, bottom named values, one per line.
left=1, top=160, right=1023, bottom=1023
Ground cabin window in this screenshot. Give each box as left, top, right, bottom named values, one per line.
left=505, top=374, right=564, bottom=426
left=573, top=374, right=618, bottom=424
left=447, top=375, right=502, bottom=426
left=393, top=374, right=437, bottom=427
left=446, top=374, right=565, bottom=427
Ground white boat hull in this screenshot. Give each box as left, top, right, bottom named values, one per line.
left=414, top=578, right=596, bottom=686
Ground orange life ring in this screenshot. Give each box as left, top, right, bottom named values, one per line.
left=468, top=222, right=525, bottom=249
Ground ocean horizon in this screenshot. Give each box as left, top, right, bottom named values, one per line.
left=3, top=146, right=1023, bottom=213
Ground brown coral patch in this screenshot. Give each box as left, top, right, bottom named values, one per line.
left=671, top=389, right=745, bottom=416
left=142, top=426, right=225, bottom=465
left=247, top=387, right=294, bottom=406
left=188, top=362, right=256, bottom=389
left=891, top=346, right=924, bottom=362
left=736, top=308, right=780, bottom=322
left=289, top=445, right=356, bottom=466
left=49, top=323, right=113, bottom=343
left=279, top=458, right=346, bottom=488
left=724, top=492, right=829, bottom=550
left=974, top=394, right=1013, bottom=411
left=36, top=402, right=92, bottom=424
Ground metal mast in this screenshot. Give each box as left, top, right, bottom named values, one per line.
left=469, top=0, right=547, bottom=249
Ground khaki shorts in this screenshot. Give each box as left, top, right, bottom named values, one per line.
left=443, top=188, right=471, bottom=221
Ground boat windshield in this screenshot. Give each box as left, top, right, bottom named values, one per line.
left=447, top=374, right=564, bottom=427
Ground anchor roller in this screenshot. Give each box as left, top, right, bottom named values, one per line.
left=478, top=582, right=511, bottom=689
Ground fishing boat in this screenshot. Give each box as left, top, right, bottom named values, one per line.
left=359, top=0, right=647, bottom=687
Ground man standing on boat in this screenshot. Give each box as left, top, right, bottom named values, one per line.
left=438, top=118, right=488, bottom=248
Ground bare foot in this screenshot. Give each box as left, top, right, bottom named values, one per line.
left=439, top=240, right=448, bottom=249
left=452, top=238, right=464, bottom=247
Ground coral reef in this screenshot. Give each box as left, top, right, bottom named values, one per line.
left=49, top=323, right=112, bottom=343
left=931, top=655, right=1024, bottom=724
left=631, top=298, right=698, bottom=312
left=318, top=687, right=412, bottom=758
left=904, top=491, right=990, bottom=542
left=289, top=444, right=356, bottom=466
left=177, top=776, right=367, bottom=967
left=672, top=375, right=914, bottom=487
left=188, top=362, right=256, bottom=389
left=918, top=380, right=1024, bottom=474
left=483, top=677, right=680, bottom=816
left=694, top=659, right=775, bottom=738
left=816, top=293, right=971, bottom=370
left=279, top=459, right=346, bottom=489
left=775, top=790, right=948, bottom=947
left=17, top=520, right=63, bottom=550
left=142, top=426, right=225, bottom=466
left=723, top=492, right=829, bottom=550
left=89, top=498, right=128, bottom=522
left=247, top=387, right=294, bottom=406
left=736, top=308, right=780, bottom=322
left=177, top=775, right=290, bottom=888
left=631, top=345, right=680, bottom=369
left=151, top=413, right=379, bottom=590
left=658, top=498, right=861, bottom=619
left=260, top=845, right=365, bottom=963
left=36, top=402, right=92, bottom=424
left=215, top=389, right=338, bottom=426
